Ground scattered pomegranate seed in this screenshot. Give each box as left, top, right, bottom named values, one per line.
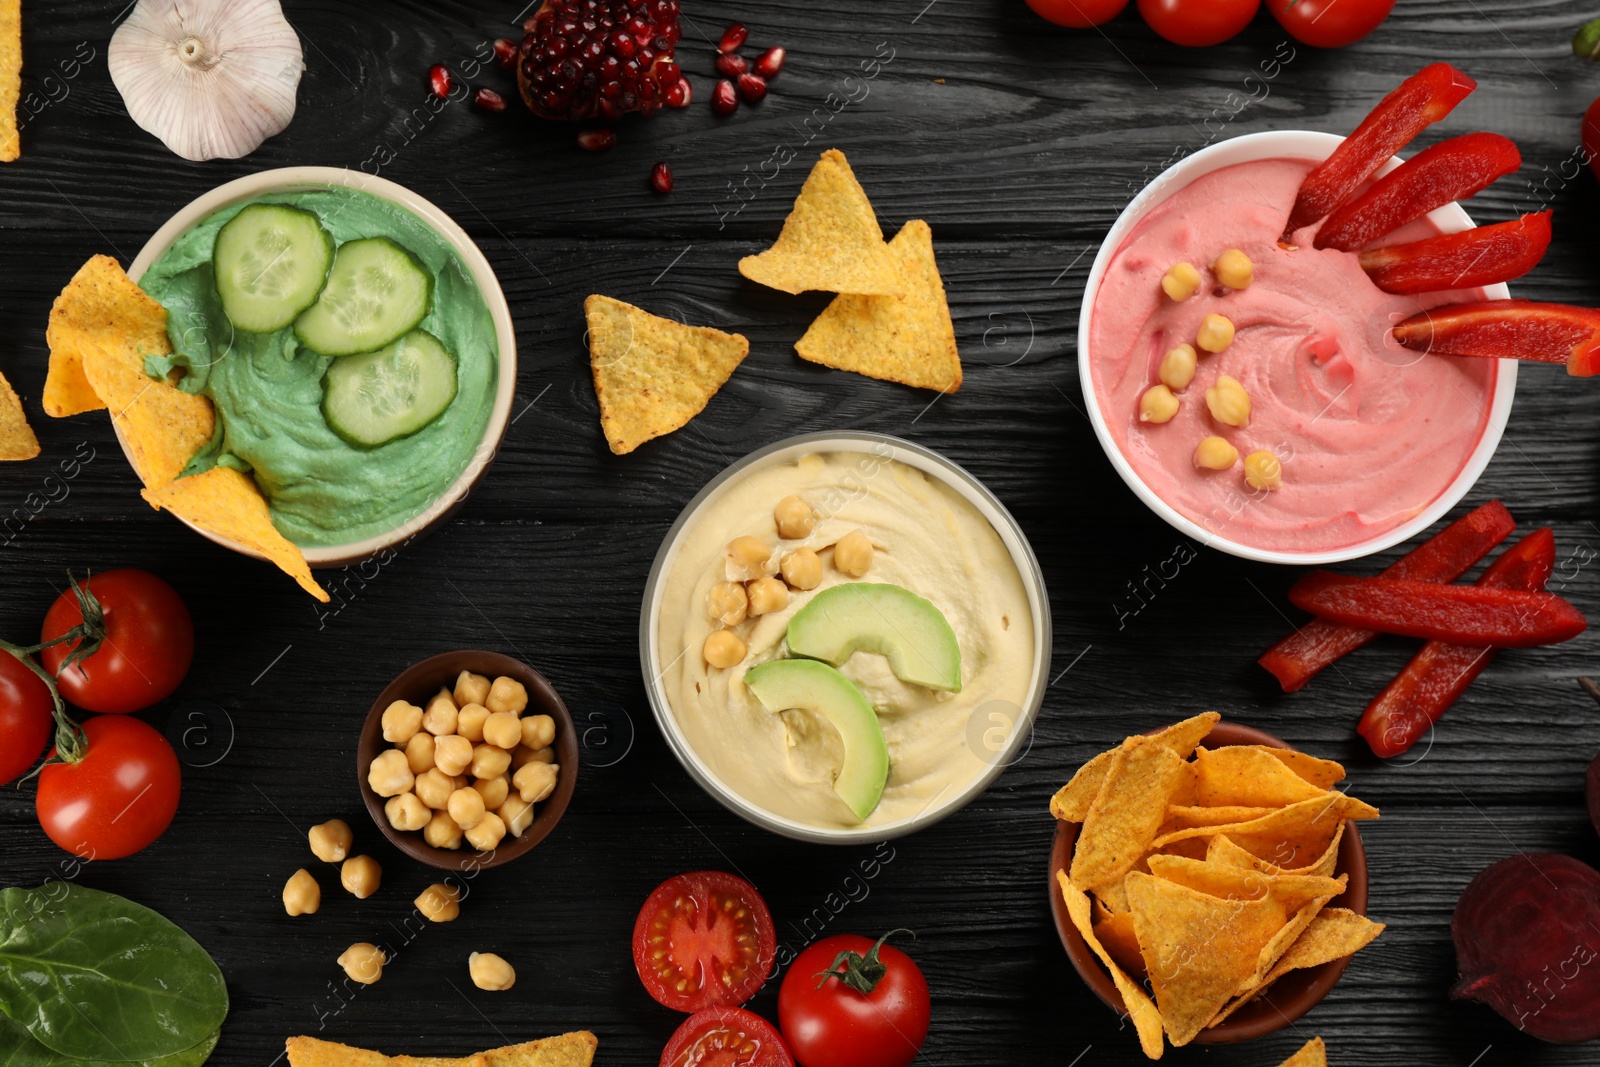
left=578, top=128, right=617, bottom=151
left=428, top=64, right=453, bottom=100
left=665, top=77, right=693, bottom=108
left=753, top=47, right=785, bottom=80
left=711, top=78, right=739, bottom=116
left=718, top=22, right=748, bottom=53
left=473, top=87, right=509, bottom=112
left=493, top=38, right=518, bottom=68
left=650, top=162, right=674, bottom=194
left=715, top=53, right=748, bottom=78
left=736, top=72, right=767, bottom=104
left=517, top=0, right=684, bottom=122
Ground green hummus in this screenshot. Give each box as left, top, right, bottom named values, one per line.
left=139, top=186, right=498, bottom=549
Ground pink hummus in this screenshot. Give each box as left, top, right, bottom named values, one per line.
left=1089, top=157, right=1498, bottom=555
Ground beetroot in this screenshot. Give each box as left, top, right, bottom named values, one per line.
left=1589, top=752, right=1600, bottom=838
left=1451, top=853, right=1600, bottom=1043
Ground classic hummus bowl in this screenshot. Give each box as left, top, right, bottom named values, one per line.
left=1079, top=130, right=1516, bottom=566
left=641, top=432, right=1052, bottom=845
left=126, top=166, right=519, bottom=569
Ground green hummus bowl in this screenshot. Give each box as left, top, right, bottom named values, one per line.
left=127, top=168, right=517, bottom=568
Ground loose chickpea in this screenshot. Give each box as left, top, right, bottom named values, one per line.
left=747, top=577, right=789, bottom=616
left=456, top=703, right=490, bottom=743
left=1161, top=261, right=1203, bottom=301
left=434, top=734, right=473, bottom=777
left=367, top=750, right=414, bottom=798
left=482, top=711, right=522, bottom=751
left=703, top=629, right=747, bottom=669
left=1159, top=344, right=1198, bottom=392
left=471, top=743, right=512, bottom=780
left=707, top=581, right=749, bottom=627
left=385, top=792, right=431, bottom=832
left=416, top=883, right=461, bottom=923
left=1204, top=374, right=1251, bottom=427
left=1196, top=313, right=1236, bottom=353
left=423, top=810, right=463, bottom=850
left=833, top=530, right=874, bottom=577
left=380, top=700, right=423, bottom=744
left=780, top=548, right=823, bottom=591
left=464, top=812, right=507, bottom=852
left=474, top=774, right=510, bottom=810
left=774, top=495, right=816, bottom=539
left=469, top=952, right=517, bottom=991
left=520, top=714, right=556, bottom=751
left=422, top=690, right=458, bottom=736
left=308, top=819, right=353, bottom=864
left=340, top=855, right=382, bottom=899
left=500, top=796, right=534, bottom=838
left=283, top=869, right=320, bottom=916
left=403, top=732, right=436, bottom=775
left=454, top=670, right=491, bottom=708
left=726, top=535, right=776, bottom=579
left=486, top=676, right=528, bottom=716
left=414, top=768, right=455, bottom=810
left=1139, top=384, right=1179, bottom=424
left=514, top=760, right=560, bottom=804
left=447, top=787, right=487, bottom=831
left=338, top=943, right=385, bottom=985
left=1194, top=436, right=1240, bottom=471
left=1244, top=449, right=1284, bottom=491
left=1213, top=248, right=1254, bottom=289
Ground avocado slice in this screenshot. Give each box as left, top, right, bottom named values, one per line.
left=744, top=659, right=889, bottom=821
left=785, top=583, right=962, bottom=692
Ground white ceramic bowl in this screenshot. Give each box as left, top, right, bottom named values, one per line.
left=1077, top=130, right=1516, bottom=566
left=639, top=432, right=1053, bottom=845
left=126, top=166, right=518, bottom=568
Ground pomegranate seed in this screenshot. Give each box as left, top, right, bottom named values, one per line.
left=518, top=0, right=683, bottom=122
left=718, top=22, right=748, bottom=53
left=650, top=162, right=673, bottom=194
left=578, top=128, right=617, bottom=151
left=753, top=46, right=785, bottom=80
left=736, top=72, right=767, bottom=104
left=715, top=53, right=748, bottom=77
left=493, top=38, right=518, bottom=68
left=427, top=64, right=453, bottom=99
left=711, top=78, right=738, bottom=116
left=665, top=76, right=692, bottom=107
left=473, top=87, right=508, bottom=112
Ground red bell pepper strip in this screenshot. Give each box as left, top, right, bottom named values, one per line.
left=1259, top=500, right=1514, bottom=691
left=1358, top=210, right=1551, bottom=295
left=1358, top=528, right=1556, bottom=758
left=1286, top=62, right=1477, bottom=236
left=1314, top=132, right=1521, bottom=252
left=1392, top=299, right=1600, bottom=376
left=1287, top=571, right=1586, bottom=647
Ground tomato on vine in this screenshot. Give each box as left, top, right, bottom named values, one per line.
left=778, top=931, right=930, bottom=1067
left=1138, top=0, right=1259, bottom=47
left=1024, top=0, right=1129, bottom=28
left=36, top=715, right=182, bottom=860
left=41, top=569, right=193, bottom=714
left=0, top=651, right=53, bottom=785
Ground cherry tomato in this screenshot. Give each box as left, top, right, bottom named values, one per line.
left=660, top=1008, right=794, bottom=1067
left=41, top=570, right=193, bottom=715
left=1266, top=0, right=1393, bottom=48
left=778, top=933, right=930, bottom=1067
left=36, top=715, right=181, bottom=860
left=634, top=871, right=776, bottom=1012
left=0, top=652, right=53, bottom=785
left=1138, top=0, right=1259, bottom=46
left=1583, top=97, right=1600, bottom=184
left=1024, top=0, right=1129, bottom=28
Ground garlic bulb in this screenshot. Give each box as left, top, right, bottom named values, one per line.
left=109, top=0, right=304, bottom=162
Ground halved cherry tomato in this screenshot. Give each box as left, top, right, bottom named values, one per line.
left=0, top=651, right=53, bottom=785
left=778, top=933, right=930, bottom=1067
left=633, top=871, right=777, bottom=1012
left=660, top=1008, right=794, bottom=1067
left=1267, top=0, right=1394, bottom=48
left=36, top=715, right=182, bottom=860
left=1138, top=0, right=1259, bottom=47
left=1024, top=0, right=1129, bottom=28
left=41, top=570, right=193, bottom=715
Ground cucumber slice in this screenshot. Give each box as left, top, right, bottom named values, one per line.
left=321, top=330, right=457, bottom=449
left=294, top=237, right=433, bottom=356
left=213, top=204, right=333, bottom=333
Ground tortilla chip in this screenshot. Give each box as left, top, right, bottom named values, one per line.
left=1152, top=792, right=1378, bottom=855
left=1262, top=907, right=1385, bottom=987
left=1051, top=712, right=1220, bottom=822
left=795, top=220, right=962, bottom=393
left=0, top=369, right=39, bottom=460
left=0, top=0, right=17, bottom=163
left=1094, top=909, right=1147, bottom=980
left=1206, top=826, right=1345, bottom=879
left=738, top=149, right=905, bottom=296
left=285, top=1037, right=489, bottom=1067
left=1058, top=872, right=1165, bottom=1060
left=584, top=295, right=749, bottom=455
left=143, top=467, right=328, bottom=602
left=1265, top=749, right=1346, bottom=790
left=1276, top=1037, right=1328, bottom=1067
left=1145, top=856, right=1344, bottom=913
left=1094, top=875, right=1130, bottom=915
left=1165, top=805, right=1278, bottom=829
left=45, top=255, right=159, bottom=418
left=1191, top=746, right=1331, bottom=808
left=483, top=1033, right=598, bottom=1067
left=1071, top=735, right=1189, bottom=891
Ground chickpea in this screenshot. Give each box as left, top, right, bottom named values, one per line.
left=469, top=952, right=517, bottom=991
left=482, top=711, right=522, bottom=751
left=434, top=734, right=473, bottom=777
left=1244, top=449, right=1284, bottom=491
left=486, top=677, right=528, bottom=716
left=283, top=869, right=320, bottom=917
left=512, top=744, right=554, bottom=770
left=746, top=577, right=789, bottom=616
left=454, top=670, right=491, bottom=708
left=381, top=700, right=423, bottom=744
left=1194, top=436, right=1240, bottom=471
left=1159, top=344, right=1198, bottom=391
left=514, top=760, right=560, bottom=804
left=1196, top=313, right=1236, bottom=353
left=338, top=943, right=385, bottom=985
left=308, top=819, right=353, bottom=864
left=780, top=548, right=823, bottom=591
left=423, top=810, right=463, bottom=850
left=474, top=774, right=510, bottom=810
left=464, top=811, right=507, bottom=852
left=1139, top=384, right=1179, bottom=424
left=833, top=530, right=874, bottom=578
left=1204, top=374, right=1251, bottom=427
left=367, top=750, right=414, bottom=798
left=706, top=581, right=749, bottom=627
left=471, top=743, right=512, bottom=780
left=774, top=495, right=816, bottom=539
left=403, top=732, right=436, bottom=775
left=1161, top=261, right=1202, bottom=301
left=500, top=796, right=534, bottom=838
left=456, top=703, right=489, bottom=743
left=340, top=855, right=382, bottom=899
left=416, top=883, right=460, bottom=923
left=520, top=714, right=556, bottom=751
left=414, top=768, right=455, bottom=810
left=422, top=689, right=459, bottom=736
left=446, top=787, right=487, bottom=831
left=1213, top=248, right=1254, bottom=289
left=385, top=792, right=431, bottom=832
left=703, top=629, right=747, bottom=669
left=726, top=535, right=776, bottom=579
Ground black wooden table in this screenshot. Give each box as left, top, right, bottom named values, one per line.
left=4, top=2, right=1599, bottom=1064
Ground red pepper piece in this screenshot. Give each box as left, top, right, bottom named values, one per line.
left=1314, top=132, right=1521, bottom=252
left=1287, top=571, right=1586, bottom=647
left=1393, top=299, right=1600, bottom=376
left=1286, top=62, right=1477, bottom=236
left=1358, top=210, right=1550, bottom=295
left=1358, top=528, right=1556, bottom=757
left=1259, top=500, right=1514, bottom=691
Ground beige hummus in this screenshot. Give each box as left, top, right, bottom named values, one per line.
left=657, top=450, right=1036, bottom=830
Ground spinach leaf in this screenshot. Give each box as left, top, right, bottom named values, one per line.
left=0, top=885, right=227, bottom=1062
left=0, top=1014, right=218, bottom=1067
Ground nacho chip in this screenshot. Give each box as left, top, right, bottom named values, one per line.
left=286, top=1036, right=490, bottom=1067
left=584, top=295, right=749, bottom=455
left=1059, top=872, right=1165, bottom=1060
left=794, top=220, right=961, bottom=393
left=483, top=1033, right=598, bottom=1067
left=143, top=467, right=328, bottom=602
left=1265, top=748, right=1346, bottom=791
left=1152, top=792, right=1378, bottom=855
left=1191, top=745, right=1331, bottom=808
left=1095, top=909, right=1147, bottom=980
left=1276, top=1037, right=1328, bottom=1067
left=738, top=149, right=905, bottom=297
left=1206, top=826, right=1345, bottom=879
left=43, top=254, right=152, bottom=418
left=1262, top=907, right=1385, bottom=987
left=1145, top=856, right=1344, bottom=913
left=0, top=369, right=39, bottom=460
left=1050, top=712, right=1220, bottom=822
left=1094, top=875, right=1130, bottom=914
left=1071, top=735, right=1189, bottom=891
left=1165, top=805, right=1277, bottom=829
left=0, top=0, right=17, bottom=163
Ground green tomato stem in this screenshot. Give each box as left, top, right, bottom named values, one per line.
left=0, top=636, right=84, bottom=767
left=1574, top=17, right=1600, bottom=60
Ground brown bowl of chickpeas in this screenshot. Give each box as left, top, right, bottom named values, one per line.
left=356, top=650, right=577, bottom=871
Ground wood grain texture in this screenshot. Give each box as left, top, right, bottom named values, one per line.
left=4, top=1, right=1600, bottom=1064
